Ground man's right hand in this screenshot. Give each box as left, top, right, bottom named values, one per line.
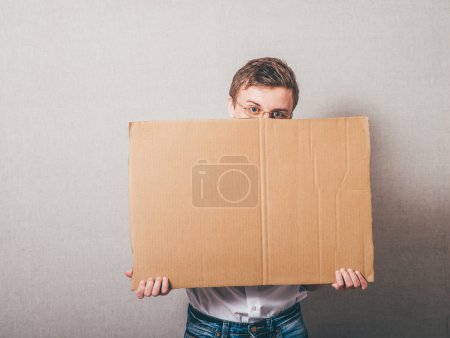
left=125, top=269, right=172, bottom=299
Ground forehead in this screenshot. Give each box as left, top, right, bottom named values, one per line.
left=237, top=85, right=294, bottom=110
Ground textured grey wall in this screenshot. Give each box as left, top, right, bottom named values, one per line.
left=1, top=1, right=449, bottom=337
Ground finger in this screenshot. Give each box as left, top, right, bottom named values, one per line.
left=331, top=283, right=342, bottom=290
left=161, top=277, right=170, bottom=295
left=340, top=268, right=353, bottom=288
left=355, top=271, right=368, bottom=290
left=125, top=269, right=133, bottom=278
left=144, top=277, right=154, bottom=297
left=335, top=270, right=344, bottom=289
left=135, top=280, right=145, bottom=299
left=152, top=277, right=162, bottom=296
left=347, top=269, right=360, bottom=288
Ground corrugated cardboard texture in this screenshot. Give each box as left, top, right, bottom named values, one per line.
left=128, top=116, right=374, bottom=290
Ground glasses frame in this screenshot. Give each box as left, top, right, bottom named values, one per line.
left=234, top=99, right=293, bottom=120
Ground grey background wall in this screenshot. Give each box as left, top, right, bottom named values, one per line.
left=1, top=1, right=449, bottom=337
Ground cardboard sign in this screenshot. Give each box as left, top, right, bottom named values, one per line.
left=128, top=117, right=374, bottom=290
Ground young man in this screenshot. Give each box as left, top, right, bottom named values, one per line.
left=125, top=57, right=368, bottom=337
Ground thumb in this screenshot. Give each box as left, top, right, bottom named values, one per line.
left=331, top=283, right=339, bottom=290
left=124, top=269, right=133, bottom=278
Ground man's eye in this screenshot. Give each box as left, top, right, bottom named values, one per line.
left=272, top=111, right=285, bottom=118
left=249, top=106, right=259, bottom=114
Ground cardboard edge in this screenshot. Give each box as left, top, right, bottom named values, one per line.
left=366, top=116, right=375, bottom=283
left=128, top=121, right=136, bottom=291
left=259, top=118, right=269, bottom=285
left=127, top=117, right=374, bottom=288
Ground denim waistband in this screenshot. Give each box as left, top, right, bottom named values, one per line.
left=187, top=301, right=302, bottom=329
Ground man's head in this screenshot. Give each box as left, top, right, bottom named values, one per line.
left=228, top=57, right=299, bottom=119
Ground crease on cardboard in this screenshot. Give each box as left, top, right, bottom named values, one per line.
left=201, top=248, right=205, bottom=287
left=334, top=119, right=351, bottom=274
left=317, top=173, right=322, bottom=283
left=305, top=121, right=320, bottom=282
left=310, top=121, right=322, bottom=283
left=258, top=118, right=268, bottom=284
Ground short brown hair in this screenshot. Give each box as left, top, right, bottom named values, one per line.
left=229, top=57, right=299, bottom=111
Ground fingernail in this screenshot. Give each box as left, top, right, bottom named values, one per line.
left=140, top=280, right=144, bottom=285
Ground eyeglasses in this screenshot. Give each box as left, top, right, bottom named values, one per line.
left=234, top=99, right=292, bottom=119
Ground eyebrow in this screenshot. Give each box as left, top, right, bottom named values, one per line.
left=245, top=100, right=290, bottom=113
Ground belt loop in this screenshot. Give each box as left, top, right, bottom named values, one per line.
left=221, top=321, right=229, bottom=338
left=268, top=316, right=273, bottom=334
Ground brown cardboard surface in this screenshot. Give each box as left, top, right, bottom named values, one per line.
left=128, top=116, right=374, bottom=290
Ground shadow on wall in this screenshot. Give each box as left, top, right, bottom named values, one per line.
left=299, top=108, right=449, bottom=338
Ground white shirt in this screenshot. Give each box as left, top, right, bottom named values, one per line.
left=185, top=285, right=308, bottom=323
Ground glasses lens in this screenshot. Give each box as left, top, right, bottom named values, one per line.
left=245, top=106, right=261, bottom=116
left=271, top=112, right=290, bottom=119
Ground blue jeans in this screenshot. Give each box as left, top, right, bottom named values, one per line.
left=184, top=301, right=309, bottom=338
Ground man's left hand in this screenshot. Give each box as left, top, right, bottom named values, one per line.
left=331, top=268, right=368, bottom=291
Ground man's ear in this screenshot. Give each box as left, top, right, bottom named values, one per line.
left=227, top=96, right=236, bottom=118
